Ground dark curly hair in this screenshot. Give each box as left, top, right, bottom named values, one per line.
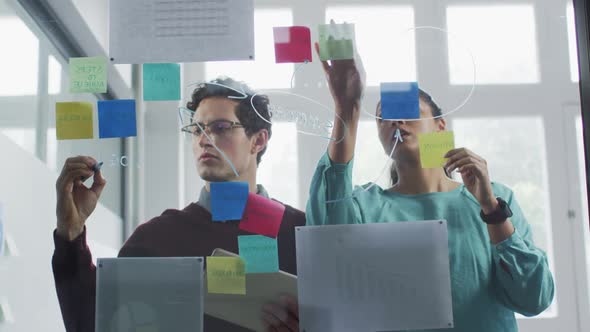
left=186, top=77, right=272, bottom=165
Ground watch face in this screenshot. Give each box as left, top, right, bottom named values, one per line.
left=481, top=198, right=513, bottom=224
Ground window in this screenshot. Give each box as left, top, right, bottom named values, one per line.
left=0, top=16, right=39, bottom=95
left=566, top=2, right=579, bottom=82
left=206, top=9, right=293, bottom=89
left=257, top=122, right=300, bottom=209
left=575, top=117, right=590, bottom=310
left=326, top=6, right=416, bottom=86
left=48, top=55, right=62, bottom=95
left=447, top=5, right=540, bottom=85
left=453, top=116, right=556, bottom=317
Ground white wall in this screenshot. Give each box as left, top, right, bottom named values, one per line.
left=0, top=132, right=121, bottom=331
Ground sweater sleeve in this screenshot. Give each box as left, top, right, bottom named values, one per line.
left=51, top=227, right=97, bottom=332
left=491, top=187, right=555, bottom=316
left=305, top=151, right=362, bottom=226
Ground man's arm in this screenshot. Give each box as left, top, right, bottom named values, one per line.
left=52, top=227, right=96, bottom=332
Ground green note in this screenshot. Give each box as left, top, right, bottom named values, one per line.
left=55, top=102, right=94, bottom=140
left=206, top=257, right=246, bottom=295
left=142, top=63, right=181, bottom=101
left=318, top=22, right=355, bottom=61
left=238, top=235, right=279, bottom=273
left=418, top=131, right=455, bottom=168
left=69, top=57, right=107, bottom=93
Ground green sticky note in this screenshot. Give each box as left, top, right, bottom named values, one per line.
left=142, top=63, right=181, bottom=101
left=238, top=235, right=279, bottom=273
left=318, top=23, right=355, bottom=61
left=206, top=257, right=246, bottom=295
left=56, top=102, right=94, bottom=140
left=418, top=131, right=455, bottom=168
left=69, top=57, right=107, bottom=93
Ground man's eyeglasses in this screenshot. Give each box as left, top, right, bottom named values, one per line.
left=181, top=119, right=244, bottom=137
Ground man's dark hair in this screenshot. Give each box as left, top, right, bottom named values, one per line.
left=186, top=77, right=272, bottom=165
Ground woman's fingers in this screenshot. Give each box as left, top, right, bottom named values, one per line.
left=315, top=42, right=331, bottom=75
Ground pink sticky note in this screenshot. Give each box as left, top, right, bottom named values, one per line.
left=273, top=26, right=312, bottom=64
left=239, top=193, right=285, bottom=238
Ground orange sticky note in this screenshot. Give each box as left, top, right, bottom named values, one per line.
left=206, top=257, right=246, bottom=295
left=56, top=102, right=94, bottom=140
left=239, top=193, right=285, bottom=238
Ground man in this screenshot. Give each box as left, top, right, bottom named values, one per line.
left=52, top=77, right=303, bottom=332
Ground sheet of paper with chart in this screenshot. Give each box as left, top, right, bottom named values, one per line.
left=295, top=221, right=453, bottom=332
left=109, top=0, right=255, bottom=64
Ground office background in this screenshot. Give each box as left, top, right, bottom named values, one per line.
left=0, top=0, right=589, bottom=331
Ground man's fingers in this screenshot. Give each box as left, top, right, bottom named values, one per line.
left=261, top=311, right=282, bottom=327
left=90, top=169, right=107, bottom=197
left=263, top=302, right=298, bottom=332
left=58, top=169, right=94, bottom=192
left=280, top=295, right=299, bottom=317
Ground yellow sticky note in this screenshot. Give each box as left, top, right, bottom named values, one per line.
left=206, top=257, right=246, bottom=295
left=418, top=131, right=455, bottom=168
left=56, top=102, right=94, bottom=140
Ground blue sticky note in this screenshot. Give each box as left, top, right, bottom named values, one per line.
left=210, top=182, right=249, bottom=221
left=238, top=235, right=279, bottom=273
left=98, top=99, right=137, bottom=138
left=143, top=63, right=181, bottom=101
left=380, top=82, right=420, bottom=120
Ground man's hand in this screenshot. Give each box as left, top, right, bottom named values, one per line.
left=261, top=295, right=299, bottom=332
left=56, top=156, right=106, bottom=241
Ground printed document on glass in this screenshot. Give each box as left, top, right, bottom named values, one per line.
left=109, top=0, right=255, bottom=64
left=295, top=221, right=453, bottom=332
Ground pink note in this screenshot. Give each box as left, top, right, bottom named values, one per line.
left=239, top=193, right=285, bottom=238
left=273, top=26, right=312, bottom=64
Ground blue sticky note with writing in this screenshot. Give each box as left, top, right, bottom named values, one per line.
left=380, top=82, right=420, bottom=120
left=143, top=63, right=181, bottom=101
left=210, top=182, right=249, bottom=221
left=98, top=99, right=137, bottom=138
left=238, top=235, right=279, bottom=273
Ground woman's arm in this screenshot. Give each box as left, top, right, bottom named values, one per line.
left=314, top=42, right=364, bottom=164
left=491, top=188, right=555, bottom=316
left=305, top=42, right=366, bottom=226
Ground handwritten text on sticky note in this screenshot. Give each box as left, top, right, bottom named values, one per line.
left=318, top=22, right=355, bottom=61
left=273, top=26, right=312, bottom=63
left=69, top=57, right=107, bottom=93
left=418, top=131, right=455, bottom=168
left=380, top=82, right=420, bottom=120
left=206, top=257, right=246, bottom=295
left=210, top=182, right=249, bottom=221
left=239, top=193, right=285, bottom=238
left=142, top=63, right=181, bottom=101
left=238, top=235, right=279, bottom=273
left=98, top=99, right=137, bottom=138
left=56, top=102, right=94, bottom=140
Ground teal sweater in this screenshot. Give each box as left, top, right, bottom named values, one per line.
left=306, top=152, right=554, bottom=332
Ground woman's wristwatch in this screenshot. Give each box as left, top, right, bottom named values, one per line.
left=480, top=197, right=513, bottom=224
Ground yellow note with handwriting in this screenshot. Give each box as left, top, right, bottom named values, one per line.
left=418, top=131, right=455, bottom=168
left=206, top=257, right=246, bottom=295
left=56, top=102, right=94, bottom=140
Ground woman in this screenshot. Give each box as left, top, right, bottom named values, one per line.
left=306, top=43, right=554, bottom=331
